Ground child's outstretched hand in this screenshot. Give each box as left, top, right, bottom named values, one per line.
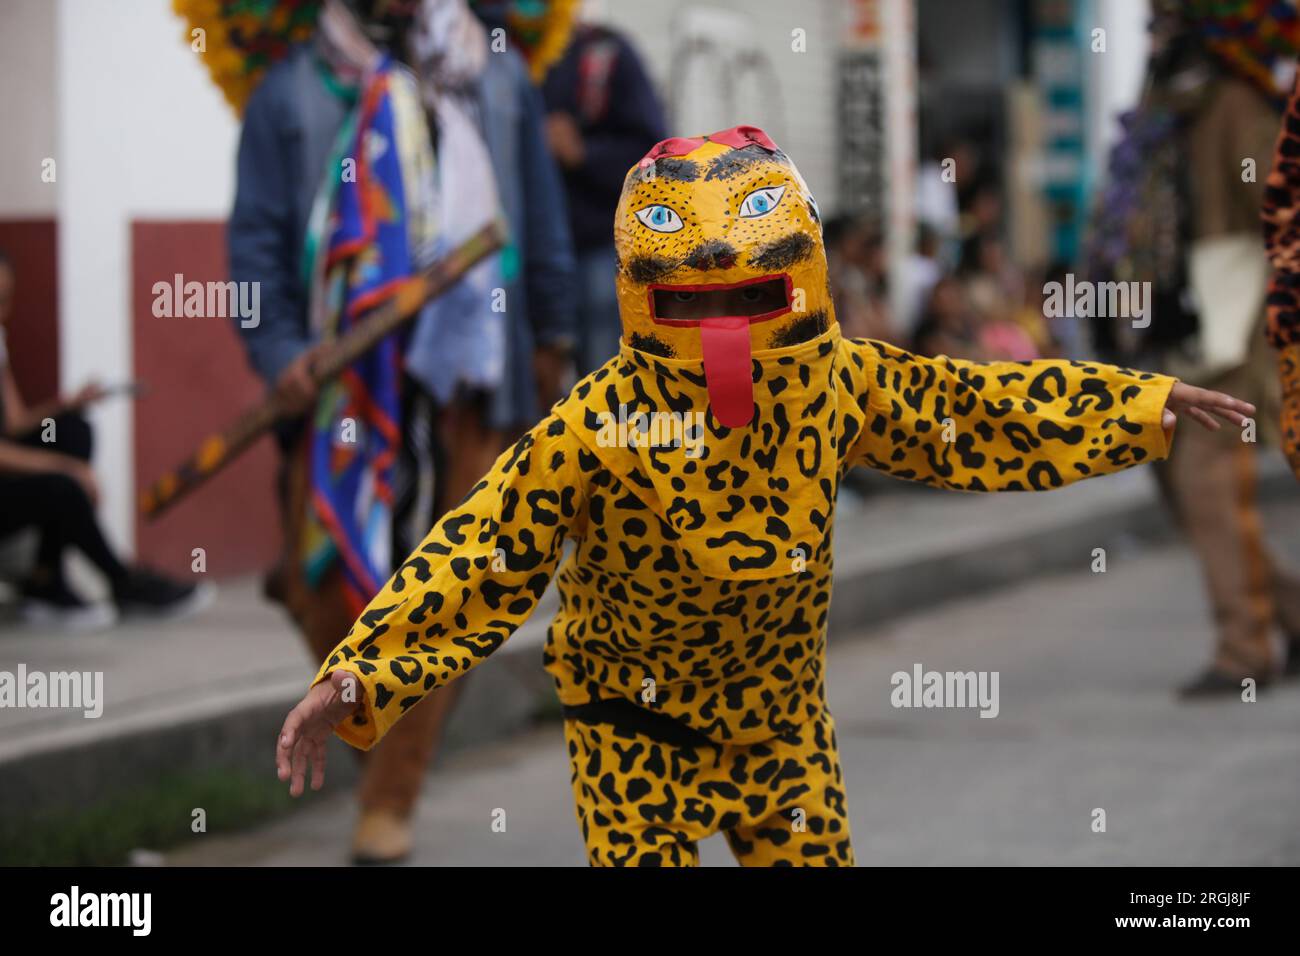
left=275, top=669, right=361, bottom=797
left=1163, top=382, right=1255, bottom=432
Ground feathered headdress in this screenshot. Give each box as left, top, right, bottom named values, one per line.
left=1187, top=0, right=1300, bottom=105
left=173, top=0, right=578, bottom=114
left=173, top=0, right=323, bottom=113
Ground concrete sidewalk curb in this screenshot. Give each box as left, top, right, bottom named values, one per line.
left=2, top=465, right=1293, bottom=823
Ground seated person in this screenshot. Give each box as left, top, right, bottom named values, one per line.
left=0, top=251, right=210, bottom=630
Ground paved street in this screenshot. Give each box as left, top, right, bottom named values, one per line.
left=165, top=500, right=1300, bottom=867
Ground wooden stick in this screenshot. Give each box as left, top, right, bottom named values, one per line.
left=139, top=220, right=507, bottom=520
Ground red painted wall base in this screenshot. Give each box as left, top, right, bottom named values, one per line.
left=131, top=220, right=282, bottom=579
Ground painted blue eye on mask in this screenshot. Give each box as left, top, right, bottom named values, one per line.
left=739, top=185, right=786, bottom=219
left=635, top=204, right=685, bottom=233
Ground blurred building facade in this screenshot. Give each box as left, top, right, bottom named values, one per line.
left=0, top=0, right=1152, bottom=578
left=915, top=0, right=1149, bottom=268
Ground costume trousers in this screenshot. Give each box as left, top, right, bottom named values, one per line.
left=563, top=702, right=854, bottom=866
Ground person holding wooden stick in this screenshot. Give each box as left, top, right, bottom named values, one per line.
left=199, top=0, right=576, bottom=863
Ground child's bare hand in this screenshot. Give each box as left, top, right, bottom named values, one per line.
left=1163, top=382, right=1255, bottom=432
left=275, top=669, right=361, bottom=797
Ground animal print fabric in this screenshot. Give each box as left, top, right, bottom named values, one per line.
left=1263, top=71, right=1300, bottom=348
left=1261, top=70, right=1300, bottom=475
left=311, top=123, right=1186, bottom=864
left=312, top=332, right=1173, bottom=863
left=1279, top=342, right=1300, bottom=474
left=564, top=704, right=853, bottom=866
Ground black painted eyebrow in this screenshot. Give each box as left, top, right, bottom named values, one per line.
left=625, top=158, right=699, bottom=191
left=704, top=145, right=787, bottom=181
left=749, top=231, right=815, bottom=271
left=625, top=254, right=679, bottom=284
left=628, top=332, right=677, bottom=358
left=768, top=310, right=829, bottom=348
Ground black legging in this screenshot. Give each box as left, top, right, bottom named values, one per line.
left=0, top=412, right=127, bottom=586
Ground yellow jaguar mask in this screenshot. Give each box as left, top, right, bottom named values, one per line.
left=613, top=126, right=835, bottom=427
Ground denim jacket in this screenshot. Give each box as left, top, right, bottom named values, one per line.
left=228, top=42, right=576, bottom=429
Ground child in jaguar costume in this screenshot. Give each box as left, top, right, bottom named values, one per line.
left=276, top=127, right=1253, bottom=866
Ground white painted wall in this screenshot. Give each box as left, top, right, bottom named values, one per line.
left=57, top=0, right=238, bottom=552
left=0, top=0, right=58, bottom=216
left=588, top=0, right=843, bottom=213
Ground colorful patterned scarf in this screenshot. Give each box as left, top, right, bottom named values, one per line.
left=1187, top=0, right=1300, bottom=107
left=302, top=57, right=438, bottom=611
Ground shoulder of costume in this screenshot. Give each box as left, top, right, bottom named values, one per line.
left=241, top=41, right=316, bottom=119
left=549, top=356, right=653, bottom=488
left=552, top=356, right=623, bottom=435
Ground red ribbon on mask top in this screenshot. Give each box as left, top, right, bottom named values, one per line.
left=638, top=126, right=779, bottom=166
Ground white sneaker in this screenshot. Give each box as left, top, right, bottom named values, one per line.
left=113, top=569, right=217, bottom=622
left=19, top=595, right=119, bottom=632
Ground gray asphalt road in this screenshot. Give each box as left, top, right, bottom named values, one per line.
left=165, top=501, right=1300, bottom=867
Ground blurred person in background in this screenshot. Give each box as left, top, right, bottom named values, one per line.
left=1034, top=260, right=1088, bottom=358
left=542, top=18, right=666, bottom=374
left=919, top=133, right=1002, bottom=246
left=825, top=215, right=872, bottom=340
left=912, top=275, right=982, bottom=360
left=961, top=181, right=1004, bottom=245
left=960, top=231, right=1039, bottom=361
left=897, top=222, right=944, bottom=343
left=914, top=136, right=969, bottom=266
left=466, top=0, right=578, bottom=432
left=219, top=0, right=576, bottom=862
left=961, top=232, right=1020, bottom=327
left=825, top=215, right=894, bottom=342
left=0, top=251, right=210, bottom=629
left=1089, top=0, right=1300, bottom=697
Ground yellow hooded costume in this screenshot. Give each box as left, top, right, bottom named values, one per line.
left=313, top=127, right=1176, bottom=865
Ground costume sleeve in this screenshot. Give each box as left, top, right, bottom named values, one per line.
left=227, top=77, right=314, bottom=385
left=842, top=339, right=1176, bottom=491
left=313, top=415, right=587, bottom=750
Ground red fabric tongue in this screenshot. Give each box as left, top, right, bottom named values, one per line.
left=699, top=316, right=754, bottom=428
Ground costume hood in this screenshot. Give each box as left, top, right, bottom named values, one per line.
left=556, top=126, right=844, bottom=581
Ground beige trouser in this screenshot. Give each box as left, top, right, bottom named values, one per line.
left=1155, top=359, right=1300, bottom=677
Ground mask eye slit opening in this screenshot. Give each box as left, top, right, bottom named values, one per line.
left=648, top=276, right=791, bottom=324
